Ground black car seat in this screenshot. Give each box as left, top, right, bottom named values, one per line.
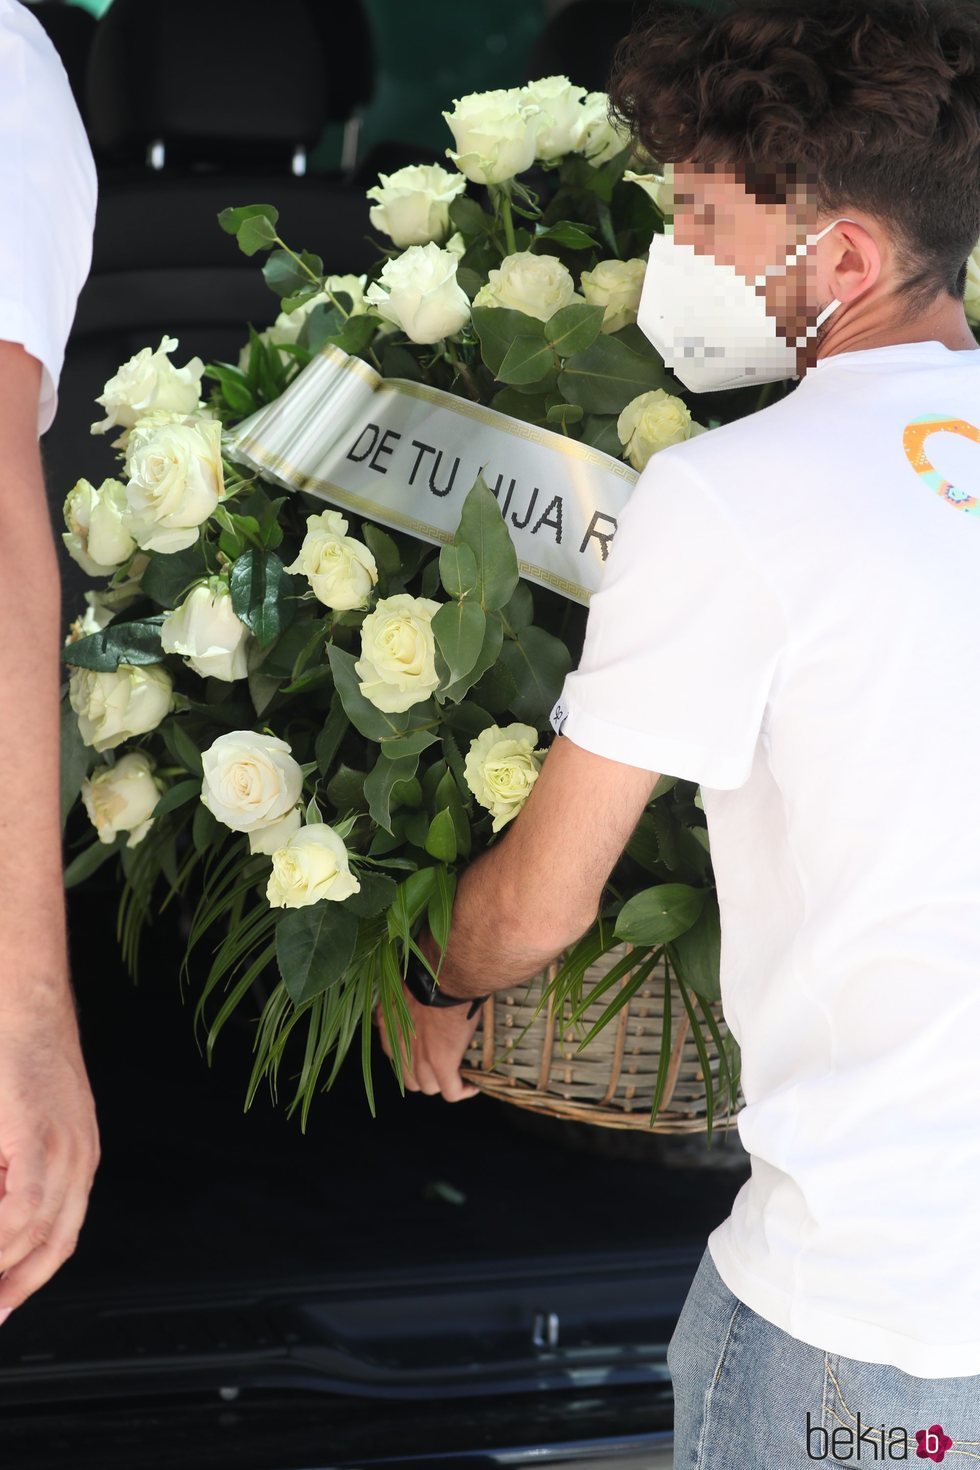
left=43, top=0, right=380, bottom=615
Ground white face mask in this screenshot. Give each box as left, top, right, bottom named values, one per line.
left=636, top=216, right=858, bottom=393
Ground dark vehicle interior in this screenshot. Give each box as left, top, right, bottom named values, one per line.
left=10, top=2, right=750, bottom=1465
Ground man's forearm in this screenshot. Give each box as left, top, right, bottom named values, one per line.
left=415, top=834, right=597, bottom=999
left=0, top=481, right=73, bottom=1017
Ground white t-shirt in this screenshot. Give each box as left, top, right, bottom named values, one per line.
left=550, top=339, right=980, bottom=1378
left=0, top=0, right=97, bottom=436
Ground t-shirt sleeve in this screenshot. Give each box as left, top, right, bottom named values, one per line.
left=549, top=444, right=788, bottom=791
left=0, top=2, right=98, bottom=437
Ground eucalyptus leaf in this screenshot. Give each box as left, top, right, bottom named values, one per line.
left=470, top=306, right=544, bottom=377
left=544, top=302, right=605, bottom=356
left=498, top=625, right=572, bottom=724
left=559, top=335, right=678, bottom=415
left=424, top=807, right=458, bottom=863
left=364, top=750, right=421, bottom=834
left=433, top=598, right=486, bottom=686
left=438, top=541, right=478, bottom=599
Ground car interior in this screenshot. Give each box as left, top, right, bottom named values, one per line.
left=10, top=2, right=750, bottom=1465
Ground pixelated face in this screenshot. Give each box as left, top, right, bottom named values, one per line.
left=671, top=159, right=830, bottom=364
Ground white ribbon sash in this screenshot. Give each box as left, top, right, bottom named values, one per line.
left=224, top=344, right=639, bottom=604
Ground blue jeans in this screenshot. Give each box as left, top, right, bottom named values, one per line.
left=668, top=1244, right=980, bottom=1466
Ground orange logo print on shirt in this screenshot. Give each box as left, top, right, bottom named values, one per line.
left=902, top=415, right=980, bottom=513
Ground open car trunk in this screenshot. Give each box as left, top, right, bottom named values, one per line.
left=0, top=872, right=749, bottom=1468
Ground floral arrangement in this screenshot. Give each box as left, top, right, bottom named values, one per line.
left=68, top=74, right=980, bottom=1132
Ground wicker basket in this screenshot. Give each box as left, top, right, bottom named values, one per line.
left=459, top=941, right=745, bottom=1133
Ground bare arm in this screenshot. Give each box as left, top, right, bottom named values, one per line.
left=0, top=342, right=73, bottom=1017
left=0, top=340, right=100, bottom=1318
left=416, top=733, right=660, bottom=997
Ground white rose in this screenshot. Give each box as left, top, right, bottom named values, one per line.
left=580, top=257, right=647, bottom=334
left=443, top=87, right=542, bottom=185
left=355, top=592, right=442, bottom=713
left=62, top=477, right=137, bottom=577
left=367, top=163, right=467, bottom=248
left=68, top=663, right=174, bottom=752
left=473, top=250, right=582, bottom=323
left=616, top=389, right=708, bottom=471
left=266, top=824, right=361, bottom=909
left=80, top=750, right=164, bottom=848
left=248, top=806, right=302, bottom=857
left=284, top=509, right=378, bottom=611
left=91, top=335, right=204, bottom=438
left=160, top=579, right=251, bottom=682
left=364, top=243, right=470, bottom=345
left=64, top=597, right=116, bottom=646
left=964, top=240, right=980, bottom=327
left=579, top=92, right=632, bottom=166
left=200, top=730, right=304, bottom=834
left=463, top=722, right=546, bottom=832
left=123, top=416, right=225, bottom=554
left=521, top=75, right=588, bottom=162
left=624, top=166, right=674, bottom=217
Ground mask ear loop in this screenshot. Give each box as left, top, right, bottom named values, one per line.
left=779, top=216, right=858, bottom=349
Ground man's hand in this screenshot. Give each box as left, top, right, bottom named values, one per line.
left=374, top=986, right=483, bottom=1103
left=0, top=996, right=100, bottom=1319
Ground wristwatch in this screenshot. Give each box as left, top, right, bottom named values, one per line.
left=402, top=947, right=489, bottom=1020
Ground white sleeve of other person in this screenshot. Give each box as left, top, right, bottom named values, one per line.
left=0, top=0, right=97, bottom=436
left=549, top=444, right=788, bottom=791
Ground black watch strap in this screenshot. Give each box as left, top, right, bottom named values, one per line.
left=403, top=950, right=489, bottom=1020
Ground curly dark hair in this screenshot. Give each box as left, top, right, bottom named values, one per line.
left=607, top=0, right=980, bottom=321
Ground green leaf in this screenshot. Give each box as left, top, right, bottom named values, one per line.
left=326, top=763, right=366, bottom=813
left=427, top=864, right=457, bottom=954
left=496, top=334, right=559, bottom=389
left=345, top=869, right=397, bottom=917
left=441, top=609, right=504, bottom=704
left=323, top=313, right=380, bottom=359
left=559, top=335, right=678, bottom=415
left=235, top=212, right=279, bottom=257
left=151, top=778, right=201, bottom=821
left=315, top=692, right=348, bottom=776
left=276, top=901, right=360, bottom=1005
left=301, top=303, right=346, bottom=354
left=534, top=220, right=601, bottom=250
left=218, top=203, right=279, bottom=238
left=387, top=865, right=439, bottom=947
left=470, top=306, right=545, bottom=378
left=580, top=412, right=624, bottom=457
left=262, top=248, right=323, bottom=298
left=379, top=728, right=440, bottom=760
left=667, top=889, right=721, bottom=1003
left=489, top=387, right=551, bottom=425
left=362, top=523, right=400, bottom=581
left=62, top=617, right=166, bottom=671
left=438, top=541, right=478, bottom=599
left=327, top=643, right=431, bottom=741
left=192, top=799, right=218, bottom=854
left=448, top=196, right=492, bottom=236
left=64, top=835, right=122, bottom=889
left=454, top=476, right=520, bottom=612
left=229, top=549, right=297, bottom=648
left=544, top=302, right=606, bottom=357
left=141, top=543, right=210, bottom=608
left=500, top=580, right=534, bottom=632
left=432, top=598, right=486, bottom=686
left=60, top=697, right=94, bottom=830
left=424, top=807, right=458, bottom=863
left=162, top=718, right=204, bottom=776
left=545, top=401, right=584, bottom=429
left=614, top=883, right=706, bottom=946
left=498, top=625, right=572, bottom=724
left=205, top=361, right=258, bottom=418
left=364, top=750, right=421, bottom=834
